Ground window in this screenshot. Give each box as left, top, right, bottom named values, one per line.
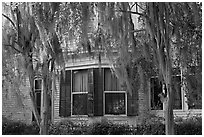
left=150, top=76, right=182, bottom=110
left=172, top=76, right=182, bottom=109
left=150, top=77, right=163, bottom=110
left=72, top=70, right=88, bottom=115
left=188, top=92, right=202, bottom=109
left=104, top=69, right=126, bottom=115
left=105, top=93, right=126, bottom=115
left=186, top=74, right=202, bottom=109
left=32, top=79, right=42, bottom=121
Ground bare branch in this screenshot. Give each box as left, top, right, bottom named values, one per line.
left=4, top=44, right=23, bottom=54
left=130, top=3, right=136, bottom=10
left=136, top=3, right=145, bottom=11
left=2, top=14, right=17, bottom=30
left=116, top=10, right=147, bottom=18
left=130, top=29, right=146, bottom=33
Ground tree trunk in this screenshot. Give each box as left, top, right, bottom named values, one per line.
left=25, top=56, right=41, bottom=126
left=165, top=86, right=174, bottom=134
left=51, top=72, right=55, bottom=122
left=28, top=74, right=41, bottom=126
left=164, top=66, right=174, bottom=135
left=40, top=64, right=49, bottom=135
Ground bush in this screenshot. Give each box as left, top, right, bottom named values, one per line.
left=134, top=123, right=165, bottom=135
left=2, top=119, right=26, bottom=135
left=2, top=117, right=39, bottom=135
left=23, top=122, right=39, bottom=135
left=87, top=119, right=112, bottom=135
left=87, top=118, right=131, bottom=135
left=3, top=115, right=201, bottom=135
left=48, top=120, right=75, bottom=135
left=109, top=123, right=132, bottom=135
left=175, top=116, right=202, bottom=135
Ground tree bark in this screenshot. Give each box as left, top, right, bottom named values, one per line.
left=164, top=56, right=174, bottom=135
left=165, top=72, right=174, bottom=135
left=28, top=75, right=41, bottom=126
left=40, top=63, right=49, bottom=135
left=25, top=56, right=41, bottom=126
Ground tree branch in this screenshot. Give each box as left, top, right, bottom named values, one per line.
left=136, top=3, right=145, bottom=11
left=129, top=3, right=136, bottom=10
left=116, top=10, right=147, bottom=18
left=130, top=29, right=146, bottom=33
left=4, top=44, right=23, bottom=54
left=2, top=14, right=17, bottom=30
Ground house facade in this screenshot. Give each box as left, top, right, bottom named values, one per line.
left=51, top=52, right=202, bottom=125
left=2, top=51, right=202, bottom=125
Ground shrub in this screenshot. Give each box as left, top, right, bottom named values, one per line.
left=3, top=121, right=26, bottom=135
left=48, top=120, right=75, bottom=135
left=87, top=118, right=131, bottom=135
left=88, top=119, right=112, bottom=135
left=2, top=117, right=39, bottom=135
left=134, top=123, right=165, bottom=135
left=109, top=123, right=131, bottom=135
left=23, top=122, right=39, bottom=135
left=4, top=115, right=199, bottom=135
left=175, top=116, right=202, bottom=135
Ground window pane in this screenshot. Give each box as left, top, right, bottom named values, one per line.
left=35, top=80, right=42, bottom=90
left=73, top=70, right=88, bottom=92
left=172, top=76, right=182, bottom=109
left=36, top=92, right=41, bottom=107
left=73, top=94, right=87, bottom=115
left=105, top=69, right=122, bottom=91
left=187, top=75, right=202, bottom=109
left=34, top=79, right=42, bottom=117
left=105, top=93, right=125, bottom=115
left=188, top=93, right=202, bottom=109
left=150, top=78, right=163, bottom=110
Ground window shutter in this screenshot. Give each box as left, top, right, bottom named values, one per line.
left=87, top=69, right=94, bottom=116
left=93, top=68, right=104, bottom=116
left=127, top=90, right=139, bottom=116
left=59, top=70, right=71, bottom=117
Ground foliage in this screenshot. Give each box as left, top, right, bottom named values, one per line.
left=134, top=123, right=165, bottom=135
left=174, top=115, right=202, bottom=135
left=48, top=120, right=75, bottom=135
left=2, top=117, right=39, bottom=135
left=2, top=2, right=42, bottom=126
left=87, top=118, right=113, bottom=135
left=2, top=116, right=202, bottom=135
left=2, top=2, right=202, bottom=135
left=88, top=121, right=131, bottom=135
left=48, top=120, right=89, bottom=135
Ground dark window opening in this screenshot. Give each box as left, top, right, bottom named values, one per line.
left=151, top=76, right=182, bottom=110
left=105, top=93, right=125, bottom=115
left=186, top=75, right=202, bottom=109
left=32, top=79, right=42, bottom=121
left=72, top=94, right=87, bottom=115
left=172, top=76, right=182, bottom=109
left=150, top=78, right=163, bottom=110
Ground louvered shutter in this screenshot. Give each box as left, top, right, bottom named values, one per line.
left=59, top=70, right=71, bottom=117
left=93, top=68, right=104, bottom=116
left=87, top=68, right=94, bottom=116
left=127, top=90, right=139, bottom=116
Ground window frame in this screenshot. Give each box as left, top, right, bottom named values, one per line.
left=150, top=77, right=163, bottom=110
left=150, top=75, right=184, bottom=111
left=32, top=78, right=43, bottom=121
left=104, top=90, right=127, bottom=116
left=103, top=68, right=127, bottom=116
left=71, top=69, right=88, bottom=116
left=184, top=74, right=202, bottom=110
